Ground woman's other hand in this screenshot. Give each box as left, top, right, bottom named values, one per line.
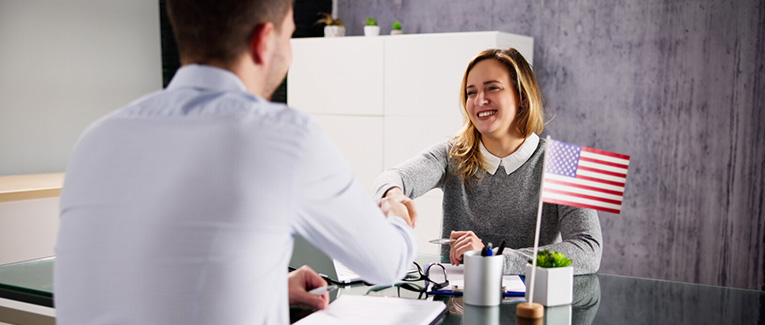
left=449, top=230, right=485, bottom=265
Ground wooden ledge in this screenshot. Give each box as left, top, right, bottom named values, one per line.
left=0, top=173, right=65, bottom=203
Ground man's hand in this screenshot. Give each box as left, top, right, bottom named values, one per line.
left=288, top=265, right=329, bottom=310
left=449, top=230, right=485, bottom=266
left=379, top=187, right=418, bottom=227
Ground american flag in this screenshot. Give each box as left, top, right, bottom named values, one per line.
left=542, top=139, right=630, bottom=214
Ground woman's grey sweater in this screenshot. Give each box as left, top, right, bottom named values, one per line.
left=373, top=138, right=602, bottom=275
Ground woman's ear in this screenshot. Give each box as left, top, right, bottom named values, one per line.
left=518, top=95, right=529, bottom=113
left=250, top=22, right=275, bottom=65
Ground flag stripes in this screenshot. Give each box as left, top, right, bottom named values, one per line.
left=542, top=139, right=630, bottom=214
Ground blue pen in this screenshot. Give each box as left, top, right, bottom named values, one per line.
left=486, top=242, right=493, bottom=256
left=426, top=290, right=463, bottom=296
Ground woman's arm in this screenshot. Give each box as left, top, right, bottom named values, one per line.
left=502, top=206, right=602, bottom=275
left=372, top=141, right=451, bottom=202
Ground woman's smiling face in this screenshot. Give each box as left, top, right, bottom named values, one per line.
left=465, top=58, right=521, bottom=141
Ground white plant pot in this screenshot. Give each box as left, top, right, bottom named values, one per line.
left=390, top=29, right=403, bottom=35
left=324, top=25, right=345, bottom=37
left=524, top=265, right=573, bottom=306
left=364, top=25, right=380, bottom=36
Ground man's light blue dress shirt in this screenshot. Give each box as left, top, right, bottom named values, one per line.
left=55, top=65, right=417, bottom=324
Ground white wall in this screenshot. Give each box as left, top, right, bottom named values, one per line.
left=0, top=0, right=162, bottom=176
left=0, top=0, right=161, bottom=266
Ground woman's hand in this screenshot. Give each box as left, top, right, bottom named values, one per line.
left=288, top=265, right=329, bottom=310
left=449, top=230, right=485, bottom=266
left=380, top=187, right=418, bottom=227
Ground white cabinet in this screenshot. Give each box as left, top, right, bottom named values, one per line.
left=384, top=32, right=533, bottom=118
left=287, top=32, right=533, bottom=254
left=288, top=37, right=384, bottom=116
left=0, top=198, right=60, bottom=265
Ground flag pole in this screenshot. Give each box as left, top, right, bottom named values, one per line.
left=528, top=135, right=550, bottom=305
left=517, top=135, right=550, bottom=319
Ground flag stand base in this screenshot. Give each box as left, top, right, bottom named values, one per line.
left=516, top=302, right=544, bottom=319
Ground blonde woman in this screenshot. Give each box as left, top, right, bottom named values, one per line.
left=373, top=48, right=602, bottom=275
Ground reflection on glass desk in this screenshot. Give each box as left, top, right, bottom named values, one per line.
left=0, top=256, right=53, bottom=307
left=1, top=256, right=762, bottom=324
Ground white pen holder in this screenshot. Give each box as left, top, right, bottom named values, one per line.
left=463, top=250, right=504, bottom=306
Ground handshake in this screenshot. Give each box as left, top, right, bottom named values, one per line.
left=378, top=187, right=417, bottom=228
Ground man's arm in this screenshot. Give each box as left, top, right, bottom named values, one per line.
left=292, top=118, right=417, bottom=285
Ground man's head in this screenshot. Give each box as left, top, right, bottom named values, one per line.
left=166, top=0, right=294, bottom=98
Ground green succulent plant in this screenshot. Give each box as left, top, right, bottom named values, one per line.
left=317, top=12, right=343, bottom=26
left=392, top=21, right=402, bottom=30
left=365, top=17, right=378, bottom=26
left=529, top=250, right=572, bottom=268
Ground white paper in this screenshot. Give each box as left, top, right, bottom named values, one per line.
left=294, top=295, right=446, bottom=325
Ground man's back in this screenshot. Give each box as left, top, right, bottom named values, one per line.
left=55, top=66, right=416, bottom=324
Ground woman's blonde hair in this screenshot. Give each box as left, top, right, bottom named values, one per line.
left=450, top=48, right=545, bottom=182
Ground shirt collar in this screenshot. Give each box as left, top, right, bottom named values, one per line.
left=166, top=64, right=250, bottom=94
left=480, top=133, right=540, bottom=175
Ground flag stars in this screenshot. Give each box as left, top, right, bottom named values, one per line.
left=546, top=140, right=581, bottom=177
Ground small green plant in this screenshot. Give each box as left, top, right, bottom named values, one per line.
left=392, top=21, right=402, bottom=30
left=365, top=17, right=378, bottom=26
left=317, top=12, right=343, bottom=26
left=529, top=250, right=572, bottom=268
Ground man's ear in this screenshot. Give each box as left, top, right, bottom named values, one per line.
left=250, top=22, right=275, bottom=65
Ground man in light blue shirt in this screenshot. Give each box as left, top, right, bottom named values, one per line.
left=54, top=0, right=417, bottom=323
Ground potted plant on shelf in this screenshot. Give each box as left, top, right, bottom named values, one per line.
left=390, top=21, right=403, bottom=35
left=524, top=250, right=574, bottom=306
left=316, top=12, right=345, bottom=37
left=364, top=17, right=380, bottom=36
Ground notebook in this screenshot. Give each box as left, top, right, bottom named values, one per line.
left=294, top=295, right=447, bottom=325
left=289, top=235, right=363, bottom=284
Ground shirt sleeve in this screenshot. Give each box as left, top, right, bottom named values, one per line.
left=291, top=118, right=417, bottom=285
left=502, top=205, right=603, bottom=275
left=372, top=141, right=451, bottom=202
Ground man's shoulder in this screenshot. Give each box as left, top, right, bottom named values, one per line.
left=257, top=100, right=313, bottom=129
left=116, top=89, right=314, bottom=128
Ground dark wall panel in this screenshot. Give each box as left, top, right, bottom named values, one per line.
left=159, top=0, right=331, bottom=102
left=338, top=0, right=765, bottom=290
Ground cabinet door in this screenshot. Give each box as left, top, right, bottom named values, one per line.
left=0, top=198, right=60, bottom=265
left=313, top=115, right=383, bottom=195
left=287, top=37, right=384, bottom=116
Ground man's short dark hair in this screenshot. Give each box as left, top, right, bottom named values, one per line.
left=167, top=0, right=292, bottom=66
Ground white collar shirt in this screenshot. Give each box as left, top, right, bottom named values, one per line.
left=479, top=133, right=540, bottom=175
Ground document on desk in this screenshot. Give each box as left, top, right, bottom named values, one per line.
left=294, top=295, right=446, bottom=325
left=443, top=264, right=526, bottom=293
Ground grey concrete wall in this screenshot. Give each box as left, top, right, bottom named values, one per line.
left=338, top=0, right=765, bottom=290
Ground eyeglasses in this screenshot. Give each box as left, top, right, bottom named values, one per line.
left=364, top=262, right=450, bottom=300
left=366, top=281, right=428, bottom=299
left=404, top=262, right=449, bottom=291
